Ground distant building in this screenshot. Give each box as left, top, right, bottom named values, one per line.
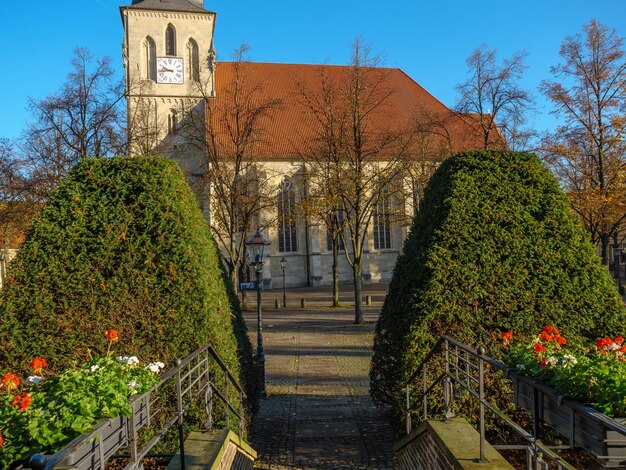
left=120, top=0, right=492, bottom=288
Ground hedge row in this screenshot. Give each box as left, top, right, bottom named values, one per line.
left=370, top=150, right=625, bottom=425
left=0, top=156, right=258, bottom=410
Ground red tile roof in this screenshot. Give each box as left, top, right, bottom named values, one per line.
left=210, top=62, right=498, bottom=160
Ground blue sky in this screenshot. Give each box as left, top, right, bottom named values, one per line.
left=1, top=0, right=625, bottom=142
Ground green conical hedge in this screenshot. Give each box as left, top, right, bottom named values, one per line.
left=370, top=150, right=625, bottom=423
left=0, top=156, right=257, bottom=408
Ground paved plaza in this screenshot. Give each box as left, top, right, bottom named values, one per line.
left=242, top=284, right=398, bottom=469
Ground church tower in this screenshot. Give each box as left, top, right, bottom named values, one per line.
left=120, top=0, right=216, bottom=177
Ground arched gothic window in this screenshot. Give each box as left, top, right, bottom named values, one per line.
left=187, top=38, right=200, bottom=81
left=143, top=36, right=156, bottom=80
left=167, top=109, right=178, bottom=135
left=277, top=178, right=297, bottom=253
left=165, top=24, right=176, bottom=56
left=373, top=190, right=391, bottom=250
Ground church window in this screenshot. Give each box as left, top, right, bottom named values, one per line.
left=278, top=178, right=297, bottom=253
left=187, top=38, right=200, bottom=81
left=143, top=36, right=156, bottom=81
left=165, top=24, right=176, bottom=56
left=373, top=191, right=392, bottom=250
left=167, top=109, right=178, bottom=135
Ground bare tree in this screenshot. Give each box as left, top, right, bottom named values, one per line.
left=300, top=39, right=411, bottom=324
left=21, top=47, right=125, bottom=197
left=183, top=45, right=282, bottom=288
left=456, top=45, right=533, bottom=150
left=541, top=19, right=626, bottom=265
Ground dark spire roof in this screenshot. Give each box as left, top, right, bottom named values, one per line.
left=127, top=0, right=211, bottom=13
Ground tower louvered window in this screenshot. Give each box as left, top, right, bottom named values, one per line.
left=165, top=24, right=176, bottom=56
left=187, top=39, right=200, bottom=81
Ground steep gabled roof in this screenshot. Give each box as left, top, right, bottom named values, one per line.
left=211, top=62, right=498, bottom=159
left=125, top=0, right=212, bottom=13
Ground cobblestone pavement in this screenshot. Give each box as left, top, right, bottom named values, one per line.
left=243, top=284, right=398, bottom=470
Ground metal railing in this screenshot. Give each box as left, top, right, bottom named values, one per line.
left=29, top=344, right=247, bottom=470
left=404, top=336, right=576, bottom=470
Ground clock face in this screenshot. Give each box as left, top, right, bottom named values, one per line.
left=156, top=57, right=184, bottom=84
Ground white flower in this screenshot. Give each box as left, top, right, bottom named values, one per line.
left=608, top=343, right=620, bottom=351
left=546, top=356, right=558, bottom=366
left=27, top=375, right=43, bottom=384
left=128, top=380, right=137, bottom=388
left=90, top=365, right=100, bottom=372
left=118, top=356, right=140, bottom=365
left=562, top=354, right=578, bottom=367
left=146, top=362, right=165, bottom=373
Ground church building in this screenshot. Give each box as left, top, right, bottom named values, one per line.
left=119, top=0, right=490, bottom=289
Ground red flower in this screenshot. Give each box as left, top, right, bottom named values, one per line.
left=18, top=392, right=32, bottom=411
left=29, top=357, right=48, bottom=375
left=105, top=329, right=119, bottom=343
left=1, top=372, right=20, bottom=392
left=11, top=395, right=21, bottom=407
left=543, top=325, right=560, bottom=335
left=615, top=336, right=624, bottom=346
left=0, top=430, right=4, bottom=448
left=541, top=357, right=549, bottom=367
left=501, top=331, right=513, bottom=345
left=539, top=331, right=554, bottom=343
left=596, top=337, right=612, bottom=349
left=555, top=335, right=567, bottom=345
left=533, top=343, right=547, bottom=354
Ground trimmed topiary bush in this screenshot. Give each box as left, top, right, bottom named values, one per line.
left=370, top=150, right=625, bottom=425
left=0, top=156, right=257, bottom=409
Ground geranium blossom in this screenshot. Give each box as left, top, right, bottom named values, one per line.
left=146, top=362, right=165, bottom=373
left=533, top=343, right=547, bottom=355
left=562, top=354, right=578, bottom=367
left=1, top=372, right=20, bottom=392
left=11, top=392, right=32, bottom=411
left=105, top=329, right=119, bottom=343
left=0, top=430, right=4, bottom=448
left=118, top=356, right=139, bottom=365
left=29, top=357, right=47, bottom=375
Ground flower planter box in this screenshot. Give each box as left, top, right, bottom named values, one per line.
left=511, top=372, right=626, bottom=468
left=42, top=391, right=150, bottom=470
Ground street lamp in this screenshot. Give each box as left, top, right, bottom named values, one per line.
left=280, top=256, right=287, bottom=308
left=246, top=230, right=271, bottom=398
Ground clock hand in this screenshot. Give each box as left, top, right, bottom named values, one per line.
left=159, top=67, right=174, bottom=73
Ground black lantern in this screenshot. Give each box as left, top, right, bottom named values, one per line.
left=245, top=230, right=271, bottom=397
left=246, top=230, right=271, bottom=267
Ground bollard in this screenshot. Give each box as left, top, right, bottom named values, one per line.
left=301, top=298, right=307, bottom=308
left=275, top=298, right=280, bottom=309
left=365, top=295, right=372, bottom=306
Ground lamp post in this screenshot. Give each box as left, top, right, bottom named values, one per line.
left=246, top=230, right=271, bottom=398
left=280, top=256, right=287, bottom=308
